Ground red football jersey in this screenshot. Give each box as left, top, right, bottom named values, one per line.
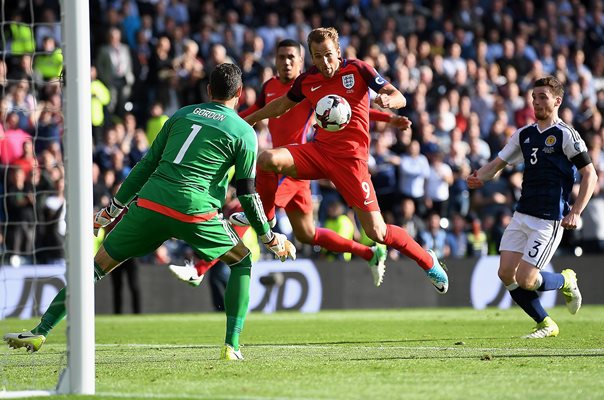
left=241, top=77, right=314, bottom=148
left=287, top=58, right=388, bottom=160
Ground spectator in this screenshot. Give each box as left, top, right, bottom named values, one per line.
left=96, top=27, right=135, bottom=116
left=419, top=212, right=449, bottom=260
left=11, top=140, right=36, bottom=180
left=34, top=8, right=61, bottom=49
left=489, top=209, right=513, bottom=255
left=6, top=81, right=37, bottom=131
left=146, top=35, right=174, bottom=109
left=446, top=213, right=469, bottom=258
left=145, top=102, right=169, bottom=145
left=369, top=132, right=400, bottom=220
left=173, top=39, right=204, bottom=106
left=7, top=10, right=35, bottom=57
left=35, top=104, right=61, bottom=155
left=37, top=173, right=65, bottom=264
left=33, top=36, right=63, bottom=81
left=120, top=1, right=142, bottom=49
left=398, top=197, right=424, bottom=243
left=398, top=140, right=430, bottom=217
left=5, top=166, right=36, bottom=264
left=256, top=12, right=287, bottom=57
left=425, top=151, right=453, bottom=217
left=90, top=66, right=111, bottom=145
left=0, top=112, right=31, bottom=165
left=322, top=200, right=356, bottom=261
left=94, top=127, right=120, bottom=172
left=467, top=216, right=488, bottom=257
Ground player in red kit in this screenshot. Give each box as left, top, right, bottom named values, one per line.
left=169, top=39, right=408, bottom=288
left=243, top=28, right=449, bottom=293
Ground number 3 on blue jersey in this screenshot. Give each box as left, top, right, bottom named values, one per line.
left=530, top=148, right=538, bottom=165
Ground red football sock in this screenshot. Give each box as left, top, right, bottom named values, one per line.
left=256, top=168, right=278, bottom=221
left=313, top=227, right=373, bottom=260
left=195, top=225, right=251, bottom=276
left=383, top=224, right=432, bottom=270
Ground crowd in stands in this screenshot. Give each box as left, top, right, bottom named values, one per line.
left=1, top=0, right=603, bottom=267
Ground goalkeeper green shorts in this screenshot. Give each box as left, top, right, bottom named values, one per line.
left=103, top=202, right=240, bottom=262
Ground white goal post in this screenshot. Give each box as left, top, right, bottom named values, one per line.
left=57, top=0, right=95, bottom=394
left=0, top=0, right=94, bottom=397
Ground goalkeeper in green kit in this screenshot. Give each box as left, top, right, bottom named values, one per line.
left=3, top=63, right=296, bottom=360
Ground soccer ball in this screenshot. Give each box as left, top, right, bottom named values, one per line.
left=315, top=94, right=351, bottom=132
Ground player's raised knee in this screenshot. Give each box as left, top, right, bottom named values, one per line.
left=258, top=150, right=280, bottom=172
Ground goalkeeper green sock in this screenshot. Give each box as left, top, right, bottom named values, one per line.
left=32, top=263, right=106, bottom=336
left=224, top=253, right=252, bottom=351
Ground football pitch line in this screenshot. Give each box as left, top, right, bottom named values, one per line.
left=95, top=343, right=604, bottom=354
left=95, top=392, right=317, bottom=400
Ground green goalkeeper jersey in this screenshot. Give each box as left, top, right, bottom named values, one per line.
left=114, top=102, right=270, bottom=236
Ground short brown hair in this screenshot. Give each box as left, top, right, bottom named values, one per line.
left=307, top=27, right=339, bottom=51
left=534, top=76, right=564, bottom=98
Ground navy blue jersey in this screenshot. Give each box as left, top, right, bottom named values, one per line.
left=498, top=121, right=588, bottom=220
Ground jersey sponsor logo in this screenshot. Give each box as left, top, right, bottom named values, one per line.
left=375, top=75, right=385, bottom=85
left=363, top=200, right=375, bottom=205
left=310, top=85, right=322, bottom=92
left=524, top=137, right=530, bottom=143
left=342, top=74, right=355, bottom=89
left=266, top=92, right=276, bottom=97
left=545, top=135, right=557, bottom=146
left=574, top=141, right=587, bottom=153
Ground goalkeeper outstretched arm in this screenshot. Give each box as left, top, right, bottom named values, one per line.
left=234, top=128, right=295, bottom=261
left=94, top=117, right=173, bottom=235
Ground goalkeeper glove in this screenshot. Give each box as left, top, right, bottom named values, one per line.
left=260, top=231, right=296, bottom=262
left=93, top=198, right=125, bottom=236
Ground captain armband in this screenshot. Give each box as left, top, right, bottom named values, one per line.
left=570, top=152, right=592, bottom=170
left=235, top=178, right=256, bottom=196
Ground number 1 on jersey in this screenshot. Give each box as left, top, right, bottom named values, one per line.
left=174, top=124, right=202, bottom=164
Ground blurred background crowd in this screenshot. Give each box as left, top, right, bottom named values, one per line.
left=1, top=0, right=604, bottom=270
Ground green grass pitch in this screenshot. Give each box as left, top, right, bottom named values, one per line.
left=2, top=306, right=604, bottom=399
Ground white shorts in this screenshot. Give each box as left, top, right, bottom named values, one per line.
left=499, top=211, right=564, bottom=270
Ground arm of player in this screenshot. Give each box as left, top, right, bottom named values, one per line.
left=369, top=108, right=411, bottom=130
left=93, top=198, right=125, bottom=236
left=562, top=163, right=598, bottom=229
left=466, top=157, right=508, bottom=189
left=237, top=190, right=296, bottom=261
left=113, top=116, right=173, bottom=205
left=374, top=84, right=406, bottom=110
left=238, top=103, right=260, bottom=119
left=233, top=130, right=295, bottom=261
left=92, top=113, right=173, bottom=235
left=244, top=95, right=298, bottom=126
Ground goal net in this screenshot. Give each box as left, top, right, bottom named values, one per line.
left=0, top=0, right=94, bottom=396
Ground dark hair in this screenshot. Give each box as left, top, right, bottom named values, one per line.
left=209, top=63, right=242, bottom=100
left=534, top=76, right=564, bottom=98
left=277, top=39, right=302, bottom=54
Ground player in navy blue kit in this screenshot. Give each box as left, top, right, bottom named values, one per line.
left=467, top=76, right=597, bottom=338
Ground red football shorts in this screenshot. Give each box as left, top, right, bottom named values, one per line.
left=285, top=142, right=380, bottom=212
left=275, top=176, right=313, bottom=214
